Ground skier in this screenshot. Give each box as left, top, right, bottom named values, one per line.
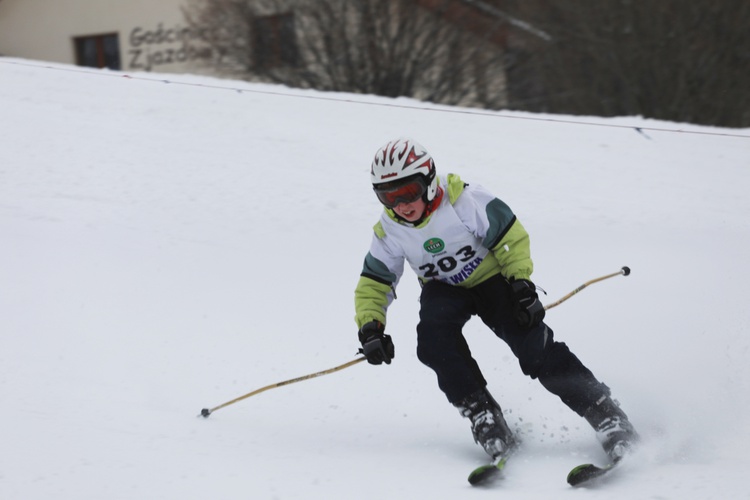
left=354, top=137, right=638, bottom=465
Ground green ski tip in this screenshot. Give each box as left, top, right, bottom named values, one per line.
left=468, top=457, right=508, bottom=486
left=567, top=462, right=617, bottom=486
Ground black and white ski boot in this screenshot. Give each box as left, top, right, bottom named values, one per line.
left=455, top=388, right=518, bottom=460
left=584, top=394, right=639, bottom=462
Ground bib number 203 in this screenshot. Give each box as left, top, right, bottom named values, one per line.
left=419, top=245, right=476, bottom=278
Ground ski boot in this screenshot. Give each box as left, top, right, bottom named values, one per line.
left=455, top=388, right=518, bottom=460
left=584, top=394, right=639, bottom=462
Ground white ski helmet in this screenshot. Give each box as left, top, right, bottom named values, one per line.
left=370, top=137, right=438, bottom=207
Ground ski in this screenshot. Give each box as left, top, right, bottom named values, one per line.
left=566, top=461, right=618, bottom=487
left=467, top=456, right=509, bottom=486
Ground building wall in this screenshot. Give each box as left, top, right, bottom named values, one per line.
left=0, top=0, right=212, bottom=74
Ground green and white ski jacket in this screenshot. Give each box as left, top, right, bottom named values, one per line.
left=354, top=174, right=534, bottom=328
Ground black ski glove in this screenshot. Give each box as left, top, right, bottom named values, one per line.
left=358, top=320, right=395, bottom=365
left=509, top=278, right=545, bottom=329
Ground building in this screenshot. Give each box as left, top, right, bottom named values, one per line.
left=0, top=0, right=548, bottom=109
left=0, top=0, right=214, bottom=74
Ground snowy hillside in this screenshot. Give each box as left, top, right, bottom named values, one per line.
left=1, top=57, right=749, bottom=499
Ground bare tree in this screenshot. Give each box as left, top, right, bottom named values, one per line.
left=183, top=0, right=512, bottom=109
left=184, top=0, right=749, bottom=126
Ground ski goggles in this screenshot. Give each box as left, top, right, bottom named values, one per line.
left=373, top=177, right=427, bottom=208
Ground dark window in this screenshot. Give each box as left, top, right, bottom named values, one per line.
left=74, top=33, right=121, bottom=70
left=253, top=13, right=299, bottom=69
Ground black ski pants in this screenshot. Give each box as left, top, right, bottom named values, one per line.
left=416, top=273, right=607, bottom=415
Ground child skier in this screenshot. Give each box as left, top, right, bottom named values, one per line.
left=354, top=137, right=638, bottom=464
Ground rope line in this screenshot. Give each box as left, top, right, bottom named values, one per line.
left=3, top=58, right=748, bottom=139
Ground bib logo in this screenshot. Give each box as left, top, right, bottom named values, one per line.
left=423, top=238, right=445, bottom=254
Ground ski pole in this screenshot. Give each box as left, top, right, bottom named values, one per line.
left=199, top=267, right=629, bottom=417
left=199, top=356, right=366, bottom=418
left=544, top=266, right=630, bottom=311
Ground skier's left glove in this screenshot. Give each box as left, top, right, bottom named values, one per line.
left=358, top=320, right=395, bottom=365
left=509, top=278, right=545, bottom=329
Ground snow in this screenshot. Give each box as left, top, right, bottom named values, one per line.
left=2, top=57, right=749, bottom=499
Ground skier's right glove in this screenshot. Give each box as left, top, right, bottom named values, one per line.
left=358, top=320, right=395, bottom=365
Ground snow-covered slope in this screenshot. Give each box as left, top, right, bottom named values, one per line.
left=2, top=58, right=749, bottom=499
